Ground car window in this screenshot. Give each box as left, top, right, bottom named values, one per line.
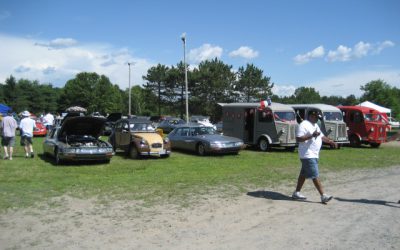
left=130, top=123, right=155, bottom=132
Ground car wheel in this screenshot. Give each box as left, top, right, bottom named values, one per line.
left=55, top=148, right=62, bottom=165
left=129, top=145, right=140, bottom=159
left=259, top=138, right=270, bottom=152
left=197, top=143, right=206, bottom=156
left=349, top=135, right=361, bottom=147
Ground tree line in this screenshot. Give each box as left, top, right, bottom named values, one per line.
left=1, top=58, right=399, bottom=120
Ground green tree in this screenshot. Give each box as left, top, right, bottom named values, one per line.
left=143, top=64, right=170, bottom=116
left=191, top=58, right=236, bottom=120
left=360, top=79, right=400, bottom=118
left=236, top=63, right=274, bottom=102
left=292, top=87, right=321, bottom=103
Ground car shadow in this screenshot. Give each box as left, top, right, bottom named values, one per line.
left=334, top=197, right=400, bottom=208
left=246, top=190, right=317, bottom=204
left=38, top=153, right=110, bottom=167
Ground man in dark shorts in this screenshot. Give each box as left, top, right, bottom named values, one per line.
left=1, top=110, right=18, bottom=160
left=292, top=109, right=338, bottom=204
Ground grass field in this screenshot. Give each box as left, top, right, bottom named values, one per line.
left=1, top=135, right=399, bottom=211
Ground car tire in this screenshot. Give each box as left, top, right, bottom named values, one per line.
left=129, top=145, right=140, bottom=159
left=196, top=143, right=206, bottom=156
left=55, top=148, right=62, bottom=165
left=259, top=138, right=270, bottom=152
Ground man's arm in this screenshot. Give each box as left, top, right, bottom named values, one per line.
left=321, top=135, right=337, bottom=148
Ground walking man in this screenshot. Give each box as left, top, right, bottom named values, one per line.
left=1, top=110, right=18, bottom=160
left=19, top=111, right=36, bottom=158
left=292, top=109, right=337, bottom=204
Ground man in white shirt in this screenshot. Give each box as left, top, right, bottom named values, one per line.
left=43, top=112, right=55, bottom=130
left=19, top=111, right=36, bottom=158
left=292, top=109, right=337, bottom=204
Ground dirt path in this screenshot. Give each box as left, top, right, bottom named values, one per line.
left=1, top=146, right=399, bottom=249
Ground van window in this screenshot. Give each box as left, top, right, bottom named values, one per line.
left=274, top=112, right=295, bottom=122
left=350, top=111, right=363, bottom=123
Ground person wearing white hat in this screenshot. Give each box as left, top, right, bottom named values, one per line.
left=19, top=111, right=36, bottom=158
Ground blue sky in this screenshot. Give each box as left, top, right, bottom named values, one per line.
left=0, top=0, right=399, bottom=97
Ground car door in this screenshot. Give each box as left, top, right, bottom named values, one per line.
left=43, top=128, right=57, bottom=156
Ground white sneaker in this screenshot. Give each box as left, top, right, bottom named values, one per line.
left=292, top=191, right=307, bottom=200
left=321, top=194, right=333, bottom=203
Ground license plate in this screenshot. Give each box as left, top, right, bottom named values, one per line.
left=337, top=137, right=347, bottom=141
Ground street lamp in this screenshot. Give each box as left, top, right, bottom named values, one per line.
left=127, top=62, right=134, bottom=117
left=181, top=32, right=189, bottom=124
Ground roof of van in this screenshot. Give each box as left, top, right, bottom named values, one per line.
left=290, top=103, right=341, bottom=112
left=338, top=105, right=381, bottom=113
left=218, top=102, right=294, bottom=112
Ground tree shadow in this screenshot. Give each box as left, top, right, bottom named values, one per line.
left=334, top=197, right=400, bottom=208
left=247, top=190, right=316, bottom=203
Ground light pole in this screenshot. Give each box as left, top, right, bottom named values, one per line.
left=127, top=62, right=134, bottom=117
left=181, top=32, right=189, bottom=124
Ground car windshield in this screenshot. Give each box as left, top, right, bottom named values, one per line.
left=130, top=123, right=155, bottom=132
left=364, top=113, right=382, bottom=122
left=273, top=112, right=296, bottom=122
left=323, top=112, right=343, bottom=121
left=168, top=119, right=185, bottom=125
left=190, top=126, right=217, bottom=135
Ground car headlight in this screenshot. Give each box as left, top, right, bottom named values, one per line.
left=140, top=139, right=149, bottom=146
left=163, top=137, right=170, bottom=143
left=370, top=127, right=375, bottom=132
left=235, top=142, right=243, bottom=146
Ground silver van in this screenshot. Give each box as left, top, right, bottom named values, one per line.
left=291, top=104, right=349, bottom=147
left=219, top=102, right=297, bottom=151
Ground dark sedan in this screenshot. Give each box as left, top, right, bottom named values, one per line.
left=168, top=124, right=244, bottom=156
left=43, top=116, right=114, bottom=165
left=157, top=118, right=185, bottom=134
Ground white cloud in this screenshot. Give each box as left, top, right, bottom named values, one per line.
left=293, top=45, right=325, bottom=64
left=188, top=44, right=223, bottom=63
left=310, top=70, right=400, bottom=97
left=0, top=34, right=153, bottom=89
left=272, top=84, right=296, bottom=97
left=375, top=40, right=395, bottom=54
left=229, top=46, right=259, bottom=59
left=326, top=45, right=352, bottom=62
left=327, top=41, right=395, bottom=62
left=296, top=41, right=395, bottom=64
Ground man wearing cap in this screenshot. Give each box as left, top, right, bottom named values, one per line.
left=19, top=111, right=36, bottom=158
left=292, top=109, right=338, bottom=204
left=1, top=110, right=18, bottom=160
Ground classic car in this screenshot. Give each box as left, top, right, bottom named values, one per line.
left=43, top=116, right=114, bottom=165
left=157, top=117, right=186, bottom=134
left=167, top=123, right=244, bottom=156
left=109, top=118, right=171, bottom=159
left=33, top=119, right=47, bottom=136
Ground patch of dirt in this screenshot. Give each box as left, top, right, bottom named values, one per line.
left=1, top=145, right=399, bottom=249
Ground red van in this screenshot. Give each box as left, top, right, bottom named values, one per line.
left=339, top=106, right=387, bottom=148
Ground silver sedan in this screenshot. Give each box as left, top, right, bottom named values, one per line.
left=168, top=124, right=244, bottom=156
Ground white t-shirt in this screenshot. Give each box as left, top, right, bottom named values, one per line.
left=43, top=113, right=55, bottom=126
left=19, top=117, right=36, bottom=137
left=296, top=120, right=324, bottom=159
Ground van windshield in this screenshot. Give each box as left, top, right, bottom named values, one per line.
left=364, top=113, right=382, bottom=122
left=323, top=112, right=343, bottom=121
left=273, top=112, right=296, bottom=122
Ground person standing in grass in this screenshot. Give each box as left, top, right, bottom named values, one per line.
left=19, top=110, right=36, bottom=158
left=292, top=109, right=337, bottom=204
left=1, top=110, right=18, bottom=160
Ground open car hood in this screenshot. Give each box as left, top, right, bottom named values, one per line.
left=58, top=116, right=106, bottom=139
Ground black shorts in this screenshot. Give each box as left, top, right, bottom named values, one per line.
left=21, top=135, right=33, bottom=146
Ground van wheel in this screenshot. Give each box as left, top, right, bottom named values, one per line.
left=370, top=143, right=381, bottom=148
left=349, top=135, right=361, bottom=147
left=129, top=145, right=140, bottom=159
left=259, top=138, right=270, bottom=152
